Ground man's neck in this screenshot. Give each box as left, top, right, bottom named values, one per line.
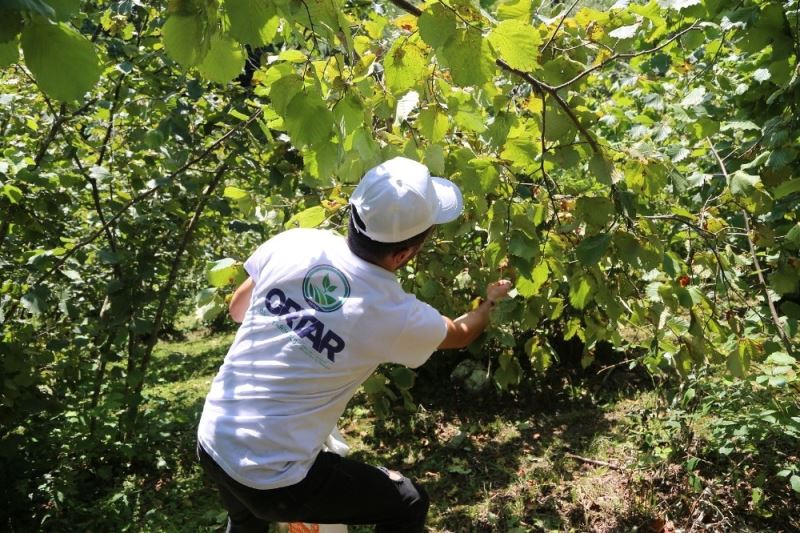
left=351, top=249, right=397, bottom=272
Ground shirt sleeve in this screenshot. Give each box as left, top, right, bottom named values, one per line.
left=243, top=239, right=275, bottom=281
left=387, top=299, right=448, bottom=368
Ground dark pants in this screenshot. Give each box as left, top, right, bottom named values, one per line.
left=197, top=442, right=429, bottom=533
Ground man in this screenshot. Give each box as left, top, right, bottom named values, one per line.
left=197, top=157, right=512, bottom=532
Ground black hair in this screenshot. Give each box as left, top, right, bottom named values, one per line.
left=346, top=208, right=433, bottom=265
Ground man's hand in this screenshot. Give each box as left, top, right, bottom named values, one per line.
left=438, top=278, right=515, bottom=350
left=486, top=279, right=513, bottom=306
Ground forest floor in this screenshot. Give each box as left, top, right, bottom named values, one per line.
left=123, top=329, right=771, bottom=532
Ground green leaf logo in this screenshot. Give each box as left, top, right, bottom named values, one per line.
left=302, top=265, right=350, bottom=312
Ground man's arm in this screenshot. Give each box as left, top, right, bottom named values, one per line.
left=229, top=277, right=255, bottom=323
left=438, top=280, right=512, bottom=349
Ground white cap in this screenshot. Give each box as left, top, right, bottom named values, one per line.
left=349, top=157, right=464, bottom=243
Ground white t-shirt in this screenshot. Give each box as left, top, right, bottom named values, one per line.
left=197, top=228, right=447, bottom=490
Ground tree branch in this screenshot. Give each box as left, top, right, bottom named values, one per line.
left=707, top=140, right=794, bottom=355
left=390, top=0, right=421, bottom=16
left=0, top=220, right=8, bottom=250
left=34, top=103, right=67, bottom=168
left=125, top=160, right=230, bottom=430
left=553, top=24, right=701, bottom=91
left=72, top=153, right=120, bottom=262
left=96, top=75, right=127, bottom=167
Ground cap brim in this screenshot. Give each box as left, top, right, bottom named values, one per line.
left=431, top=177, right=464, bottom=224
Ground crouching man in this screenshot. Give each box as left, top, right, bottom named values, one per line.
left=197, top=157, right=512, bottom=532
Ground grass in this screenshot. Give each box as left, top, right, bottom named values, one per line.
left=126, top=329, right=798, bottom=532
left=127, top=329, right=667, bottom=533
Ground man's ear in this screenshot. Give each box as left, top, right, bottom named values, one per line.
left=389, top=246, right=417, bottom=270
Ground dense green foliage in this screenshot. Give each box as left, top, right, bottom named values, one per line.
left=1, top=0, right=798, bottom=529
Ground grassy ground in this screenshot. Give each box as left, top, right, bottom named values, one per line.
left=126, top=330, right=789, bottom=532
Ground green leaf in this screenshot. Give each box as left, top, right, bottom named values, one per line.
left=293, top=0, right=341, bottom=39
left=501, top=122, right=540, bottom=172
left=0, top=13, right=22, bottom=42
left=525, top=337, right=554, bottom=373
left=223, top=186, right=249, bottom=200
left=450, top=92, right=486, bottom=133
left=721, top=120, right=760, bottom=132
left=284, top=92, right=334, bottom=148
left=20, top=19, right=101, bottom=102
left=509, top=233, right=536, bottom=261
left=390, top=367, right=415, bottom=390
left=47, top=0, right=81, bottom=21
left=333, top=93, right=364, bottom=136
left=780, top=301, right=800, bottom=320
left=362, top=374, right=388, bottom=395
left=268, top=72, right=303, bottom=115
left=395, top=90, right=419, bottom=125
left=496, top=0, right=533, bottom=21
left=608, top=23, right=639, bottom=39
left=225, top=0, right=279, bottom=46
left=770, top=266, right=799, bottom=295
left=767, top=148, right=797, bottom=170
left=303, top=142, right=339, bottom=183
left=206, top=258, right=247, bottom=288
left=661, top=0, right=701, bottom=9
left=494, top=352, right=522, bottom=389
left=544, top=102, right=575, bottom=142
left=0, top=38, right=19, bottom=68
left=575, top=196, right=614, bottom=227
left=440, top=29, right=495, bottom=87
left=588, top=154, right=612, bottom=185
left=418, top=108, right=449, bottom=143
left=198, top=34, right=245, bottom=84
left=487, top=20, right=541, bottom=72
left=726, top=342, right=751, bottom=377
left=286, top=205, right=326, bottom=229
left=791, top=475, right=800, bottom=494
left=162, top=15, right=207, bottom=67
left=568, top=276, right=593, bottom=309
left=774, top=178, right=800, bottom=199
left=384, top=40, right=428, bottom=95
left=785, top=223, right=800, bottom=250
left=418, top=4, right=456, bottom=50
left=424, top=144, right=445, bottom=176
left=195, top=287, right=218, bottom=306
left=662, top=252, right=683, bottom=277
left=766, top=352, right=796, bottom=366
left=21, top=286, right=49, bottom=315
left=196, top=291, right=226, bottom=322
left=516, top=262, right=548, bottom=298
left=576, top=233, right=612, bottom=266
left=681, top=87, right=706, bottom=107
left=2, top=0, right=55, bottom=18
left=729, top=170, right=760, bottom=196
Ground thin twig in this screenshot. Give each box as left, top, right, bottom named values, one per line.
left=540, top=0, right=581, bottom=54
left=565, top=452, right=626, bottom=471
left=553, top=24, right=701, bottom=91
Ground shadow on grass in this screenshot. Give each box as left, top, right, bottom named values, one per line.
left=342, top=366, right=658, bottom=532
left=149, top=333, right=234, bottom=383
